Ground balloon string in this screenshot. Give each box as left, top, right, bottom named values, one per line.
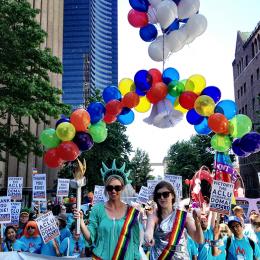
left=163, top=31, right=165, bottom=72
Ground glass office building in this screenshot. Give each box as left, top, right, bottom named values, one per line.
left=63, top=0, right=118, bottom=107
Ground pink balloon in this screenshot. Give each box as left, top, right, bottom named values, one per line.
left=128, top=9, right=148, bottom=28
left=57, top=141, right=80, bottom=161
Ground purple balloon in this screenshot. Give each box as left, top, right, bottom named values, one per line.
left=73, top=132, right=94, bottom=151
left=232, top=138, right=250, bottom=157
left=239, top=132, right=260, bottom=153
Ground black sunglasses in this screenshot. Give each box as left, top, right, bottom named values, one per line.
left=106, top=185, right=122, bottom=192
left=27, top=226, right=35, bottom=230
left=156, top=191, right=171, bottom=199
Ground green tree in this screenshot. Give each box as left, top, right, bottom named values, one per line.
left=0, top=0, right=71, bottom=161
left=129, top=148, right=154, bottom=192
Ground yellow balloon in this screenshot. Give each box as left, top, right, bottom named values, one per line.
left=186, top=74, right=206, bottom=94
left=173, top=97, right=188, bottom=113
left=134, top=96, right=151, bottom=113
left=118, top=78, right=136, bottom=95
left=194, top=95, right=215, bottom=117
left=56, top=122, right=76, bottom=141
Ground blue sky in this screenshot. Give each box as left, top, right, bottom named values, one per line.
left=118, top=0, right=260, bottom=176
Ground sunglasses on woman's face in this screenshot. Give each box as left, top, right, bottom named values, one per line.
left=27, top=226, right=35, bottom=230
left=156, top=191, right=171, bottom=199
left=106, top=185, right=122, bottom=192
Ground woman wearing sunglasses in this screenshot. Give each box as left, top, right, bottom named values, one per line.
left=19, top=220, right=43, bottom=254
left=144, top=181, right=204, bottom=259
left=74, top=160, right=140, bottom=260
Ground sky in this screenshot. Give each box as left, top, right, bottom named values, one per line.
left=118, top=1, right=260, bottom=176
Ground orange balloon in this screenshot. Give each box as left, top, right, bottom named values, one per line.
left=122, top=92, right=140, bottom=108
left=208, top=113, right=229, bottom=134
left=146, top=82, right=167, bottom=104
left=70, top=109, right=90, bottom=132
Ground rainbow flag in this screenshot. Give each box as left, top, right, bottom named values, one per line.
left=158, top=210, right=187, bottom=260
left=112, top=207, right=139, bottom=260
left=32, top=168, right=38, bottom=174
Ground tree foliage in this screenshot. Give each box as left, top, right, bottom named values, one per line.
left=0, top=0, right=71, bottom=161
left=129, top=148, right=154, bottom=192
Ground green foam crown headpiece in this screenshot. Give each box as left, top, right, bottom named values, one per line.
left=100, top=159, right=131, bottom=185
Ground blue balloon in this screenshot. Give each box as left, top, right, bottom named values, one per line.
left=186, top=109, right=204, bottom=125
left=239, top=132, right=260, bottom=153
left=232, top=138, right=250, bottom=157
left=134, top=70, right=152, bottom=93
left=73, top=132, right=94, bottom=151
left=164, top=19, right=180, bottom=34
left=194, top=118, right=212, bottom=135
left=214, top=100, right=237, bottom=120
left=179, top=18, right=189, bottom=23
left=166, top=94, right=177, bottom=105
left=102, top=86, right=121, bottom=103
left=55, top=117, right=70, bottom=129
left=135, top=87, right=146, bottom=96
left=172, top=0, right=181, bottom=5
left=201, top=86, right=221, bottom=103
left=162, top=67, right=180, bottom=85
left=87, top=102, right=105, bottom=124
left=139, top=24, right=158, bottom=42
left=129, top=0, right=149, bottom=12
left=117, top=108, right=135, bottom=125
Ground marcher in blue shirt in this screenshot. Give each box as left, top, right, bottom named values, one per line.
left=57, top=213, right=71, bottom=242
left=213, top=216, right=260, bottom=260
left=19, top=220, right=43, bottom=254
left=16, top=208, right=30, bottom=239
left=40, top=237, right=61, bottom=256
left=0, top=226, right=26, bottom=252
left=187, top=234, right=198, bottom=259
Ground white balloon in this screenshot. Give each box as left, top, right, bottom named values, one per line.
left=178, top=0, right=200, bottom=19
left=166, top=29, right=187, bottom=52
left=148, top=0, right=162, bottom=8
left=185, top=14, right=207, bottom=38
left=148, top=36, right=171, bottom=62
left=156, top=0, right=178, bottom=29
left=147, top=6, right=158, bottom=24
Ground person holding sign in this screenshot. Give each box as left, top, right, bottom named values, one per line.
left=144, top=181, right=204, bottom=260
left=74, top=159, right=140, bottom=260
left=0, top=226, right=26, bottom=252
left=16, top=208, right=30, bottom=238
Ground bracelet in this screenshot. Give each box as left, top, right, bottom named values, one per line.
left=210, top=240, right=219, bottom=247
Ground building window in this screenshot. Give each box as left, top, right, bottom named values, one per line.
left=252, top=98, right=255, bottom=111
left=237, top=89, right=240, bottom=99
left=245, top=104, right=247, bottom=115
left=242, top=107, right=245, bottom=114
left=257, top=68, right=259, bottom=80
left=251, top=75, right=253, bottom=86
left=241, top=86, right=243, bottom=96
left=245, top=55, right=248, bottom=66
left=243, top=83, right=246, bottom=93
left=252, top=43, right=255, bottom=58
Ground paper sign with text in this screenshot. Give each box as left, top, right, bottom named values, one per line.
left=32, top=174, right=46, bottom=201
left=147, top=180, right=160, bottom=198
left=35, top=211, right=60, bottom=244
left=93, top=185, right=106, bottom=204
left=164, top=174, right=183, bottom=198
left=0, top=196, right=11, bottom=223
left=209, top=180, right=234, bottom=215
left=136, top=186, right=149, bottom=204
left=7, top=177, right=23, bottom=200
left=57, top=179, right=70, bottom=197
left=9, top=202, right=21, bottom=225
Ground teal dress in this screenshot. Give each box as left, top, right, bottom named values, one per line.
left=88, top=203, right=140, bottom=260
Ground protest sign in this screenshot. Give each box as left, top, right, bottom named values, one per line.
left=136, top=186, right=149, bottom=204
left=164, top=174, right=183, bottom=198
left=93, top=186, right=106, bottom=204
left=147, top=180, right=160, bottom=198
left=209, top=180, right=234, bottom=215
left=0, top=196, right=11, bottom=223
left=32, top=174, right=46, bottom=201
left=7, top=177, right=23, bottom=200
left=35, top=211, right=60, bottom=244
left=57, top=179, right=70, bottom=197
left=9, top=202, right=21, bottom=225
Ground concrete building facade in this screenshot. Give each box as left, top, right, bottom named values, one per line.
left=232, top=22, right=260, bottom=198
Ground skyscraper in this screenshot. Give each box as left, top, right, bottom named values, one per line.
left=63, top=0, right=118, bottom=107
left=232, top=21, right=260, bottom=198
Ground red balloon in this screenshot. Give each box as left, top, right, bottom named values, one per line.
left=128, top=9, right=148, bottom=28
left=146, top=82, right=168, bottom=104
left=103, top=112, right=117, bottom=124
left=148, top=68, right=162, bottom=86
left=208, top=113, right=229, bottom=134
left=184, top=179, right=190, bottom=185
left=57, top=141, right=80, bottom=161
left=105, top=100, right=122, bottom=116
left=122, top=92, right=140, bottom=108
left=44, top=148, right=63, bottom=168
left=179, top=91, right=198, bottom=110
left=70, top=108, right=90, bottom=131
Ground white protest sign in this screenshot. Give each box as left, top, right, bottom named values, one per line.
left=9, top=202, right=21, bottom=225
left=35, top=211, right=60, bottom=244
left=164, top=174, right=183, bottom=198
left=0, top=196, right=11, bottom=223
left=32, top=174, right=46, bottom=201
left=57, top=179, right=70, bottom=197
left=93, top=185, right=106, bottom=204
left=209, top=180, right=234, bottom=215
left=136, top=186, right=149, bottom=204
left=7, top=177, right=23, bottom=200
left=147, top=180, right=160, bottom=198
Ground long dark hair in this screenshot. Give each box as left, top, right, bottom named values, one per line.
left=153, top=181, right=176, bottom=223
left=4, top=226, right=16, bottom=251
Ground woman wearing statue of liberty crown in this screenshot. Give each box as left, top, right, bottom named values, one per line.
left=74, top=159, right=140, bottom=260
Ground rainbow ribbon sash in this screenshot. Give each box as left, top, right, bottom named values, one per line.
left=158, top=210, right=187, bottom=260
left=112, top=207, right=139, bottom=260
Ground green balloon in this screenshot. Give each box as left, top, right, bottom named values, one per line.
left=211, top=134, right=232, bottom=152
left=229, top=114, right=252, bottom=138
left=40, top=128, right=60, bottom=148
left=89, top=123, right=107, bottom=143
left=168, top=80, right=185, bottom=97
